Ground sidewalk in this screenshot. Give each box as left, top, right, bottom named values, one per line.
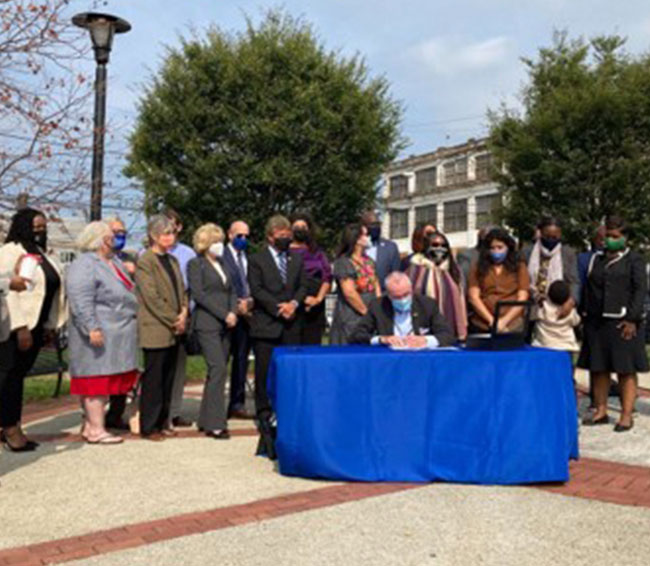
left=1, top=386, right=649, bottom=566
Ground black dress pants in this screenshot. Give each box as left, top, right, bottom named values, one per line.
left=228, top=319, right=251, bottom=413
left=253, top=328, right=301, bottom=419
left=0, top=327, right=44, bottom=428
left=140, top=344, right=179, bottom=435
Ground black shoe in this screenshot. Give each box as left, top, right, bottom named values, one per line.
left=0, top=431, right=38, bottom=452
left=614, top=421, right=634, bottom=433
left=582, top=414, right=610, bottom=426
left=172, top=416, right=193, bottom=428
left=205, top=429, right=230, bottom=440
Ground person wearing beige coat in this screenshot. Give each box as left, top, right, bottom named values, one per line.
left=136, top=215, right=188, bottom=441
left=0, top=208, right=67, bottom=452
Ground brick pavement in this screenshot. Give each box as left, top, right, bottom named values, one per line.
left=4, top=392, right=650, bottom=566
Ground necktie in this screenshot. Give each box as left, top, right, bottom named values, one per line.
left=278, top=252, right=288, bottom=283
left=237, top=251, right=249, bottom=296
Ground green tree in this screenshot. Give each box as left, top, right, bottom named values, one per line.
left=489, top=31, right=650, bottom=248
left=125, top=10, right=404, bottom=250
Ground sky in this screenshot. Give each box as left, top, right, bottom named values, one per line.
left=62, top=0, right=650, bottom=236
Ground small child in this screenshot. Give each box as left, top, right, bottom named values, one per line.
left=532, top=280, right=581, bottom=352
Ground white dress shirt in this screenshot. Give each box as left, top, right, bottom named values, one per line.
left=370, top=307, right=440, bottom=348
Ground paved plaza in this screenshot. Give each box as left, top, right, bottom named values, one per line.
left=1, top=378, right=650, bottom=566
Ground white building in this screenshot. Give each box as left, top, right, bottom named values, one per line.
left=380, top=138, right=501, bottom=253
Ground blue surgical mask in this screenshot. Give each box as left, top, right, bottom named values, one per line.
left=233, top=235, right=248, bottom=252
left=113, top=233, right=127, bottom=252
left=391, top=296, right=412, bottom=313
left=490, top=250, right=507, bottom=264
left=368, top=224, right=382, bottom=243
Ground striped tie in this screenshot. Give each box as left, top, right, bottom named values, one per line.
left=278, top=252, right=288, bottom=283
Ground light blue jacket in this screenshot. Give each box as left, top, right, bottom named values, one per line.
left=66, top=253, right=138, bottom=378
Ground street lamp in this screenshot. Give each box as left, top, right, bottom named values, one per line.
left=72, top=12, right=131, bottom=221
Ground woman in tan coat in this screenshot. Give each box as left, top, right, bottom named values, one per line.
left=136, top=215, right=188, bottom=441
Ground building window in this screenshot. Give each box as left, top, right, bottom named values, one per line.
left=415, top=205, right=438, bottom=228
left=415, top=166, right=437, bottom=193
left=389, top=175, right=408, bottom=199
left=443, top=199, right=468, bottom=233
left=443, top=157, right=468, bottom=186
left=475, top=194, right=501, bottom=228
left=389, top=210, right=409, bottom=239
left=475, top=153, right=494, bottom=181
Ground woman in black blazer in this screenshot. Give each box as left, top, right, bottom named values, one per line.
left=187, top=224, right=238, bottom=439
left=578, top=215, right=648, bottom=432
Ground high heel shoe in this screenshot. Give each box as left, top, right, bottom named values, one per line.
left=0, top=430, right=37, bottom=452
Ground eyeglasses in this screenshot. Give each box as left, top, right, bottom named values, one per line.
left=235, top=234, right=249, bottom=239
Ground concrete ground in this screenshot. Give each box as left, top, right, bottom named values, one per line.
left=1, top=379, right=650, bottom=566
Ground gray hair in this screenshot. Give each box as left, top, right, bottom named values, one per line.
left=147, top=214, right=175, bottom=238
left=77, top=221, right=112, bottom=252
left=385, top=271, right=412, bottom=291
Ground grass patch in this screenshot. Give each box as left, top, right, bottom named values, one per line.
left=24, top=374, right=69, bottom=404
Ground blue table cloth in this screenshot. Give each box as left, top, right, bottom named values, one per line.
left=268, top=346, right=578, bottom=484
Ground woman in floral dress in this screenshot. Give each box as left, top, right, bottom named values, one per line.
left=330, top=224, right=381, bottom=345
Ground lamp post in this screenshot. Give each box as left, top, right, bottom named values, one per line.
left=72, top=12, right=131, bottom=221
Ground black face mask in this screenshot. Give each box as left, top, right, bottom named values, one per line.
left=541, top=237, right=560, bottom=251
left=33, top=231, right=47, bottom=249
left=428, top=246, right=449, bottom=264
left=274, top=237, right=292, bottom=252
left=293, top=229, right=309, bottom=243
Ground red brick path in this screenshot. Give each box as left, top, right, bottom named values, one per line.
left=0, top=483, right=421, bottom=566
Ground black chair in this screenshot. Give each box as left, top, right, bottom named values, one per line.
left=465, top=300, right=533, bottom=351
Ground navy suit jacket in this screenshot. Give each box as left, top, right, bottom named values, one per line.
left=372, top=238, right=401, bottom=292
left=223, top=245, right=249, bottom=299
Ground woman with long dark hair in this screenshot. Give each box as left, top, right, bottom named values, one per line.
left=0, top=208, right=67, bottom=451
left=579, top=215, right=648, bottom=432
left=330, top=223, right=380, bottom=345
left=405, top=229, right=467, bottom=339
left=467, top=227, right=530, bottom=333
left=289, top=212, right=332, bottom=345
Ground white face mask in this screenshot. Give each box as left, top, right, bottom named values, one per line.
left=209, top=242, right=224, bottom=258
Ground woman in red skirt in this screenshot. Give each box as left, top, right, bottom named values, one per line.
left=66, top=221, right=139, bottom=444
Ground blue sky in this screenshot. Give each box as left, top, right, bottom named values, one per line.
left=64, top=0, right=650, bottom=235
left=90, top=0, right=650, bottom=156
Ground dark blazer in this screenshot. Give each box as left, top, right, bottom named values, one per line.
left=583, top=249, right=647, bottom=322
left=350, top=294, right=455, bottom=346
left=222, top=245, right=249, bottom=299
left=373, top=238, right=401, bottom=291
left=187, top=256, right=238, bottom=332
left=248, top=246, right=308, bottom=340
left=523, top=243, right=580, bottom=304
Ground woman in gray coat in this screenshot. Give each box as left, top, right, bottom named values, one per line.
left=187, top=223, right=238, bottom=439
left=67, top=221, right=139, bottom=444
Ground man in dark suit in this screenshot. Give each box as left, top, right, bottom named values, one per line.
left=248, top=215, right=308, bottom=420
left=222, top=220, right=254, bottom=419
left=361, top=211, right=401, bottom=293
left=350, top=272, right=455, bottom=348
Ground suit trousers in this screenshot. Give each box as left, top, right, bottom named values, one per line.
left=228, top=319, right=251, bottom=413
left=140, top=344, right=179, bottom=435
left=197, top=329, right=231, bottom=431
left=169, top=344, right=188, bottom=420
left=0, top=326, right=44, bottom=428
left=253, top=327, right=302, bottom=419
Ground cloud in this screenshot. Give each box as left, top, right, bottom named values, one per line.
left=409, top=35, right=515, bottom=77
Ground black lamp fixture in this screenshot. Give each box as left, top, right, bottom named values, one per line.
left=72, top=12, right=131, bottom=221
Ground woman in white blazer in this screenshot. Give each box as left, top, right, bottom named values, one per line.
left=0, top=208, right=67, bottom=452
